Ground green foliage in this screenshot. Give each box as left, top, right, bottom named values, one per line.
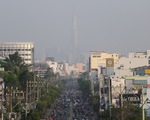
left=1, top=51, right=32, bottom=89
left=79, top=71, right=89, bottom=80
left=91, top=95, right=100, bottom=112
left=2, top=71, right=19, bottom=88
left=100, top=102, right=142, bottom=120
left=77, top=78, right=91, bottom=96
left=13, top=103, right=23, bottom=113
left=36, top=101, right=47, bottom=117
left=35, top=83, right=63, bottom=118
left=44, top=67, right=55, bottom=79
left=26, top=109, right=40, bottom=120
left=4, top=52, right=25, bottom=73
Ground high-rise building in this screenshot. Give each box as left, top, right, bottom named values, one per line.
left=0, top=42, right=34, bottom=64
left=69, top=15, right=80, bottom=64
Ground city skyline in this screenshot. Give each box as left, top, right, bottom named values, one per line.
left=0, top=0, right=150, bottom=62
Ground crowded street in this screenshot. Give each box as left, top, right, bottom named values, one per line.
left=45, top=78, right=96, bottom=120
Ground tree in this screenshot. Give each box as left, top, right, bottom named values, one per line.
left=44, top=67, right=55, bottom=79
left=3, top=72, right=19, bottom=88
left=78, top=78, right=91, bottom=96
left=101, top=102, right=142, bottom=120
left=79, top=71, right=89, bottom=80
left=26, top=109, right=40, bottom=120
left=1, top=51, right=32, bottom=89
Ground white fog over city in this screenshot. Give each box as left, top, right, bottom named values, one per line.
left=0, top=0, right=150, bottom=120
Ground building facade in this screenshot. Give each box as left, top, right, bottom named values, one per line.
left=75, top=63, right=86, bottom=73
left=0, top=42, right=34, bottom=64
left=114, top=50, right=150, bottom=78
left=89, top=51, right=119, bottom=71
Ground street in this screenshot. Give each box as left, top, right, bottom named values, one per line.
left=45, top=78, right=97, bottom=120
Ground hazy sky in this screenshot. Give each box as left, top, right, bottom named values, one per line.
left=0, top=0, right=150, bottom=62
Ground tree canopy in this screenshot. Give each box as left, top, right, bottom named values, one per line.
left=0, top=51, right=33, bottom=89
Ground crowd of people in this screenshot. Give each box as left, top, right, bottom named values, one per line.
left=45, top=79, right=96, bottom=120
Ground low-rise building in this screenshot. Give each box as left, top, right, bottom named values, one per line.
left=114, top=50, right=150, bottom=78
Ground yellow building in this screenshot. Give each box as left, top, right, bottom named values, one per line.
left=90, top=51, right=119, bottom=71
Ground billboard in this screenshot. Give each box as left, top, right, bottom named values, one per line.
left=145, top=69, right=150, bottom=75
left=111, top=78, right=125, bottom=107
left=106, top=58, right=114, bottom=67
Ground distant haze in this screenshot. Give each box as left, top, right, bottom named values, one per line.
left=0, top=0, right=150, bottom=63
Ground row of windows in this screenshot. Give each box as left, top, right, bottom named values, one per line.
left=92, top=56, right=101, bottom=58
left=0, top=54, right=32, bottom=59
left=134, top=56, right=147, bottom=58
left=112, top=55, right=118, bottom=57
left=0, top=49, right=32, bottom=51
left=24, top=59, right=32, bottom=61
left=20, top=54, right=32, bottom=56
left=92, top=54, right=118, bottom=58
left=0, top=44, right=33, bottom=48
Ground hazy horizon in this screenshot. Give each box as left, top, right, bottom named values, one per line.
left=0, top=0, right=150, bottom=63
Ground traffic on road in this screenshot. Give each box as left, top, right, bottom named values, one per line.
left=45, top=79, right=96, bottom=120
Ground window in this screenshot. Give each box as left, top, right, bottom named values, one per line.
left=82, top=66, right=86, bottom=70
left=97, top=56, right=101, bottom=57
left=148, top=60, right=150, bottom=64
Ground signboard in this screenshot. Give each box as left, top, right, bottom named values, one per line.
left=146, top=76, right=150, bottom=116
left=106, top=58, right=114, bottom=67
left=111, top=78, right=124, bottom=107
left=146, top=84, right=150, bottom=88
left=145, top=69, right=150, bottom=75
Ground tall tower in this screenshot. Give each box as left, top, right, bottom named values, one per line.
left=73, top=15, right=79, bottom=50
left=72, top=15, right=79, bottom=63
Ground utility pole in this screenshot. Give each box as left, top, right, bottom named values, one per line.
left=10, top=87, right=13, bottom=113
left=99, top=74, right=102, bottom=119
left=25, top=81, right=28, bottom=119
left=120, top=84, right=123, bottom=120
left=108, top=78, right=112, bottom=119
left=1, top=84, right=4, bottom=120
left=37, top=78, right=39, bottom=99
left=120, top=84, right=123, bottom=108
left=142, top=86, right=145, bottom=120
left=34, top=74, right=36, bottom=102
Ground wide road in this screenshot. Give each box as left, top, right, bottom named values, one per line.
left=46, top=78, right=96, bottom=120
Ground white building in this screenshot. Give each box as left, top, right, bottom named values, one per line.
left=0, top=42, right=34, bottom=64
left=114, top=50, right=150, bottom=78
left=46, top=61, right=58, bottom=74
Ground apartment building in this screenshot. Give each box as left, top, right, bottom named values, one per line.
left=0, top=42, right=34, bottom=64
